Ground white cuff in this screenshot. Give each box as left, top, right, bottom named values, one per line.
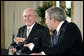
left=41, top=51, right=46, bottom=55
left=28, top=43, right=35, bottom=51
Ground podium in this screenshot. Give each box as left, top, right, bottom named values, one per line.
left=1, top=48, right=8, bottom=55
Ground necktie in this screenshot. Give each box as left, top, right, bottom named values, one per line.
left=53, top=30, right=57, bottom=45
left=27, top=28, right=30, bottom=38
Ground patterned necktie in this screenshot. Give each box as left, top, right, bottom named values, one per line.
left=53, top=30, right=57, bottom=45
left=27, top=28, right=30, bottom=38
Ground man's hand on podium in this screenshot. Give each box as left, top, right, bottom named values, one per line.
left=29, top=53, right=42, bottom=55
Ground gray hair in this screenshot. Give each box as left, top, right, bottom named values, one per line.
left=45, top=6, right=65, bottom=21
left=23, top=8, right=38, bottom=16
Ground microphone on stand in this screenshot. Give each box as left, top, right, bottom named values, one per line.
left=8, top=33, right=15, bottom=55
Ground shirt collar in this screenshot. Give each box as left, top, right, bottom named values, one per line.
left=27, top=23, right=35, bottom=31
left=56, top=21, right=64, bottom=34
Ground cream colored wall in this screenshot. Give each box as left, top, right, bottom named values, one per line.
left=4, top=1, right=43, bottom=49
left=73, top=1, right=83, bottom=40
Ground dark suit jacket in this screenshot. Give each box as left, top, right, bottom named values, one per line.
left=44, top=20, right=83, bottom=55
left=10, top=23, right=51, bottom=54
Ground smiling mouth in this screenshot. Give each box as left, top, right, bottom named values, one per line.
left=26, top=20, right=31, bottom=23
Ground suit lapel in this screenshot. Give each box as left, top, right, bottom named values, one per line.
left=56, top=20, right=69, bottom=44
left=23, top=27, right=27, bottom=39
left=27, top=23, right=39, bottom=40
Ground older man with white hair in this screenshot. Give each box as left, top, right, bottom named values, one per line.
left=8, top=8, right=51, bottom=55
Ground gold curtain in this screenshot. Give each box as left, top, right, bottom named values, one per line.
left=43, top=1, right=56, bottom=6
left=60, top=1, right=66, bottom=16
left=1, top=1, right=5, bottom=48
left=71, top=1, right=73, bottom=22
left=48, top=1, right=56, bottom=6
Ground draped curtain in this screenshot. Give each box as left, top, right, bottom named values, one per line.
left=1, top=1, right=5, bottom=48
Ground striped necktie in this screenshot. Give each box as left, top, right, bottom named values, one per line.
left=53, top=30, right=57, bottom=45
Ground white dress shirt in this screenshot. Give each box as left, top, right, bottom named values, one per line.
left=56, top=21, right=64, bottom=34
left=27, top=23, right=35, bottom=36
left=26, top=23, right=35, bottom=51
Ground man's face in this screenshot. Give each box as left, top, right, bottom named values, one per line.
left=23, top=9, right=37, bottom=26
left=45, top=13, right=54, bottom=30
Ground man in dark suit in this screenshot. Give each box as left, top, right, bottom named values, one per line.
left=30, top=6, right=83, bottom=55
left=8, top=8, right=51, bottom=55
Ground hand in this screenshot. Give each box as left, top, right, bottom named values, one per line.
left=23, top=43, right=30, bottom=47
left=24, top=43, right=33, bottom=47
left=29, top=53, right=42, bottom=55
left=14, top=37, right=25, bottom=44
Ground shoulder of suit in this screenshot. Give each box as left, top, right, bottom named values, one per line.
left=65, top=22, right=79, bottom=31
left=36, top=23, right=49, bottom=30
left=19, top=25, right=27, bottom=30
